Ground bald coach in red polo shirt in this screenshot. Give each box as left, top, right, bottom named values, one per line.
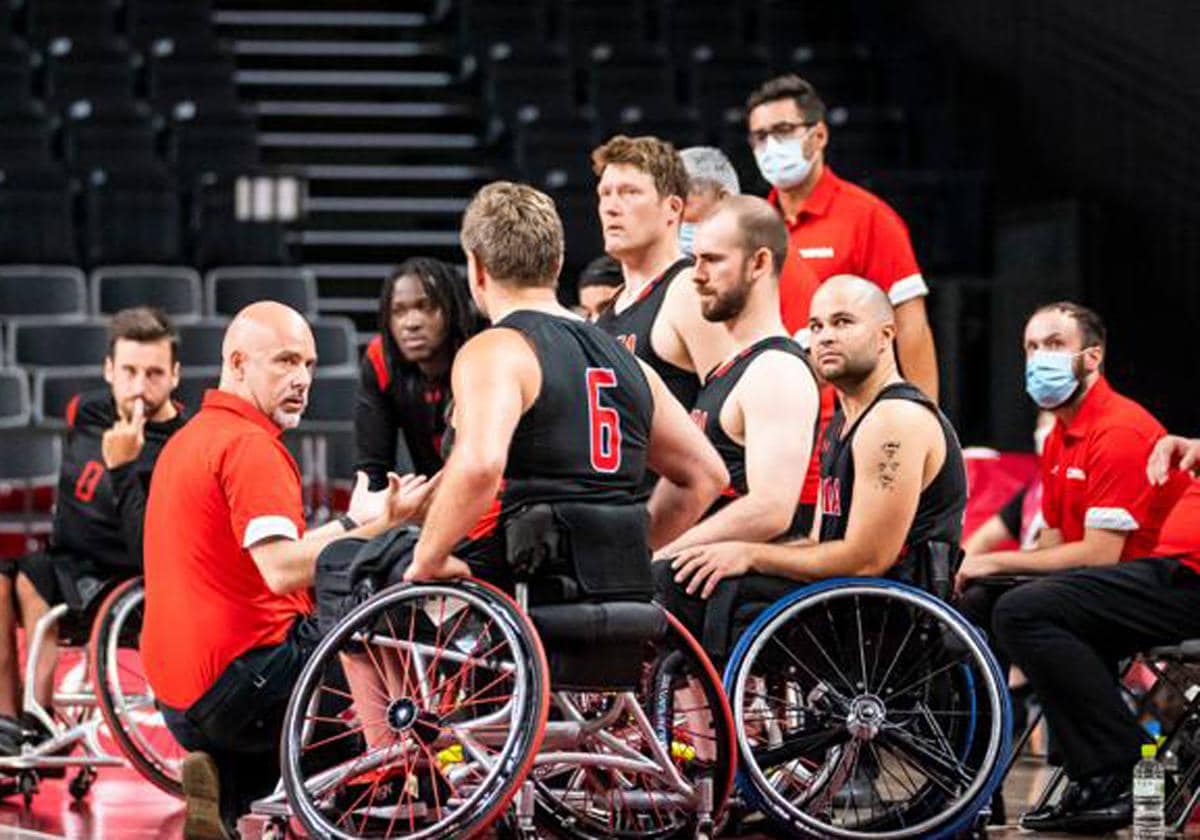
left=744, top=74, right=938, bottom=400
left=143, top=301, right=433, bottom=839
left=957, top=301, right=1193, bottom=834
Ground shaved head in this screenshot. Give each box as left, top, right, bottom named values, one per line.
left=220, top=301, right=316, bottom=429
left=813, top=275, right=895, bottom=326
left=808, top=275, right=898, bottom=389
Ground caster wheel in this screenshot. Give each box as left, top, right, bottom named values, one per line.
left=17, top=771, right=36, bottom=807
left=68, top=768, right=95, bottom=802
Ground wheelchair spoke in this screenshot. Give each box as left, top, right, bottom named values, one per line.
left=877, top=727, right=971, bottom=795
left=752, top=724, right=849, bottom=768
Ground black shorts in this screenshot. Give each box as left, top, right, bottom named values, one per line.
left=18, top=552, right=132, bottom=613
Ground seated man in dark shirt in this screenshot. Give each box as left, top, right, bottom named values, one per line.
left=355, top=257, right=481, bottom=488
left=3, top=308, right=187, bottom=751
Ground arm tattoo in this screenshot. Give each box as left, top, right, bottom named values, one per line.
left=877, top=441, right=901, bottom=491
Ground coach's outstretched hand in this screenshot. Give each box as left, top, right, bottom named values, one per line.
left=1148, top=435, right=1200, bottom=484
left=385, top=471, right=439, bottom=526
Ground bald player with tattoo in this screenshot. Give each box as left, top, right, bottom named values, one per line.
left=669, top=275, right=967, bottom=610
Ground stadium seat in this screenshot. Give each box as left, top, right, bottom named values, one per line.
left=172, top=365, right=220, bottom=410
left=770, top=43, right=878, bottom=107
left=482, top=43, right=576, bottom=125
left=311, top=317, right=358, bottom=372
left=824, top=104, right=911, bottom=180
left=586, top=46, right=677, bottom=123
left=62, top=99, right=160, bottom=173
left=594, top=106, right=706, bottom=149
left=32, top=366, right=104, bottom=428
left=659, top=0, right=746, bottom=55
left=205, top=267, right=318, bottom=318
left=25, top=0, right=117, bottom=45
left=167, top=102, right=260, bottom=181
left=0, top=265, right=87, bottom=321
left=512, top=114, right=595, bottom=186
left=545, top=185, right=604, bottom=288
left=175, top=319, right=227, bottom=367
left=685, top=48, right=772, bottom=128
left=0, top=368, right=30, bottom=428
left=0, top=427, right=61, bottom=516
left=82, top=168, right=182, bottom=266
left=0, top=43, right=37, bottom=116
left=191, top=173, right=290, bottom=269
left=459, top=0, right=549, bottom=53
left=7, top=319, right=108, bottom=368
left=126, top=0, right=216, bottom=47
left=0, top=165, right=78, bottom=264
left=0, top=110, right=54, bottom=168
left=146, top=51, right=239, bottom=111
left=560, top=0, right=649, bottom=53
left=90, top=265, right=202, bottom=320
left=755, top=0, right=852, bottom=56
left=43, top=38, right=136, bottom=109
left=302, top=370, right=356, bottom=429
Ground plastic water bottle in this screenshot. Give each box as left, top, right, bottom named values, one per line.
left=1133, top=742, right=1166, bottom=840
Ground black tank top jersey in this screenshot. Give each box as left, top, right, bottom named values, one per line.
left=594, top=257, right=699, bottom=408
left=457, top=311, right=654, bottom=561
left=691, top=336, right=818, bottom=537
left=818, top=382, right=966, bottom=551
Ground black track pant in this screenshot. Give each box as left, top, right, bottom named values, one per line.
left=993, top=556, right=1200, bottom=779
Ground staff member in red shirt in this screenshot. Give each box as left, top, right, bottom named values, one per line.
left=745, top=74, right=938, bottom=400
left=143, top=301, right=433, bottom=840
left=957, top=302, right=1192, bottom=834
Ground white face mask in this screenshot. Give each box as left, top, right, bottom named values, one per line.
left=754, top=135, right=813, bottom=189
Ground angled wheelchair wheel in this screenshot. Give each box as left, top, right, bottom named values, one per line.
left=281, top=579, right=550, bottom=839
left=89, top=576, right=186, bottom=797
left=723, top=579, right=1011, bottom=839
left=531, top=609, right=737, bottom=839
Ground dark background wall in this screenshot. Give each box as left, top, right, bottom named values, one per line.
left=901, top=0, right=1200, bottom=445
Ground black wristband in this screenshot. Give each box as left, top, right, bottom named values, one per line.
left=337, top=514, right=359, bottom=532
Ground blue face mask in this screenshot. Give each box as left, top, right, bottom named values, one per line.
left=678, top=221, right=697, bottom=255
left=753, top=135, right=813, bottom=189
left=1025, top=350, right=1080, bottom=409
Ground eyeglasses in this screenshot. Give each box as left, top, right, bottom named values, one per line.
left=748, top=121, right=815, bottom=148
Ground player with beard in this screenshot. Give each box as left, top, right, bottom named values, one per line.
left=0, top=308, right=187, bottom=750
left=669, top=275, right=966, bottom=605
left=593, top=135, right=734, bottom=409
left=355, top=258, right=479, bottom=489
left=650, top=196, right=820, bottom=658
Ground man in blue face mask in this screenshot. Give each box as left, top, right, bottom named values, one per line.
left=956, top=301, right=1194, bottom=834
left=678, top=147, right=740, bottom=257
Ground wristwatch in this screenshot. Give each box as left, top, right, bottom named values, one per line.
left=338, top=514, right=359, bottom=532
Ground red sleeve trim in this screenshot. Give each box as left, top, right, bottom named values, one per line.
left=366, top=335, right=391, bottom=391
left=65, top=394, right=80, bottom=429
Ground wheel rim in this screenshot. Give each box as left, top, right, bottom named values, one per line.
left=731, top=584, right=1006, bottom=839
left=98, top=582, right=186, bottom=789
left=283, top=582, right=547, bottom=840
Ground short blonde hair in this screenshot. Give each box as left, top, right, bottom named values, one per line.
left=460, top=181, right=564, bottom=288
left=591, top=134, right=690, bottom=200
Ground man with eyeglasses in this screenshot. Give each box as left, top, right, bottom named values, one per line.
left=954, top=301, right=1194, bottom=833
left=745, top=74, right=938, bottom=400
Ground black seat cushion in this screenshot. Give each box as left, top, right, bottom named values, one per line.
left=530, top=600, right=666, bottom=690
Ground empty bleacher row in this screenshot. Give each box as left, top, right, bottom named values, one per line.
left=0, top=263, right=358, bottom=557
left=0, top=0, right=289, bottom=268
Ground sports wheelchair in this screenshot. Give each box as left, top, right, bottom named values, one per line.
left=252, top=502, right=736, bottom=839
left=720, top=544, right=1013, bottom=838
left=0, top=575, right=184, bottom=803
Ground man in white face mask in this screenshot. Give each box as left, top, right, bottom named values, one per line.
left=678, top=146, right=740, bottom=256
left=745, top=74, right=938, bottom=402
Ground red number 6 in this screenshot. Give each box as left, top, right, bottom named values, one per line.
left=586, top=368, right=621, bottom=473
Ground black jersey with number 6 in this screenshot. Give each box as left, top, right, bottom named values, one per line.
left=456, top=310, right=654, bottom=559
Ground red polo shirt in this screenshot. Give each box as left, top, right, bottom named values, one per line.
left=1039, top=377, right=1188, bottom=561
left=142, top=390, right=312, bottom=709
left=1155, top=481, right=1200, bottom=572
left=769, top=166, right=927, bottom=338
